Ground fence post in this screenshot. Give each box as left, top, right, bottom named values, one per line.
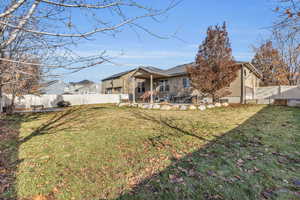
left=278, top=85, right=281, bottom=98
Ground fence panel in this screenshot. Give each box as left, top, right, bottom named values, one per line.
left=2, top=94, right=128, bottom=109
left=256, top=86, right=300, bottom=100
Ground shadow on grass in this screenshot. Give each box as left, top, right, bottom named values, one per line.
left=118, top=106, right=300, bottom=200
left=19, top=107, right=84, bottom=144
left=1, top=105, right=299, bottom=199
left=130, top=110, right=209, bottom=144
left=89, top=106, right=107, bottom=110
left=0, top=106, right=85, bottom=199
left=0, top=117, right=21, bottom=200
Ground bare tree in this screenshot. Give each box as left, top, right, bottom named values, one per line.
left=274, top=0, right=300, bottom=31
left=2, top=56, right=41, bottom=113
left=0, top=0, right=179, bottom=49
left=0, top=0, right=180, bottom=112
left=252, top=40, right=290, bottom=86
left=272, top=28, right=300, bottom=85
left=187, top=22, right=238, bottom=102
left=0, top=23, right=50, bottom=112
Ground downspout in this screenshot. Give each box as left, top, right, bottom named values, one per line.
left=240, top=64, right=245, bottom=104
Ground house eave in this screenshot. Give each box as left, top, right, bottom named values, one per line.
left=242, top=62, right=263, bottom=79
left=132, top=67, right=170, bottom=79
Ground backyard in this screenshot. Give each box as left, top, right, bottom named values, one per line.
left=0, top=104, right=299, bottom=200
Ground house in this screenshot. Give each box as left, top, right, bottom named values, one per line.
left=64, top=80, right=101, bottom=94
left=102, top=62, right=262, bottom=103
left=43, top=80, right=101, bottom=95
left=42, top=80, right=68, bottom=95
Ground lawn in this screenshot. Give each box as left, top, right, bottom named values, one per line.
left=0, top=104, right=299, bottom=200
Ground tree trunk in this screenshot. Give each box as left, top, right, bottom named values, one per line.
left=212, top=94, right=215, bottom=103
left=0, top=85, right=3, bottom=113
left=8, top=91, right=16, bottom=114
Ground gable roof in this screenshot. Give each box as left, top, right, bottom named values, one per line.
left=163, top=61, right=262, bottom=78
left=69, top=79, right=94, bottom=86
left=102, top=69, right=136, bottom=81
left=164, top=62, right=195, bottom=76
left=236, top=61, right=263, bottom=79
left=136, top=66, right=168, bottom=77
left=102, top=66, right=166, bottom=81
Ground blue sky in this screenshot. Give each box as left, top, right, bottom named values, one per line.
left=64, top=0, right=277, bottom=83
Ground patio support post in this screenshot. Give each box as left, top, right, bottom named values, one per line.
left=150, top=74, right=153, bottom=104
left=132, top=77, right=136, bottom=104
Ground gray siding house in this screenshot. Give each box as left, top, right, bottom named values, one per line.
left=102, top=62, right=262, bottom=103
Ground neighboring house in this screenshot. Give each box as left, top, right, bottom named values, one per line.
left=42, top=80, right=68, bottom=95
left=64, top=80, right=101, bottom=94
left=102, top=62, right=262, bottom=103
left=43, top=80, right=101, bottom=95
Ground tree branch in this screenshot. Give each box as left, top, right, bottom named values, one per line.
left=0, top=10, right=166, bottom=38
left=0, top=0, right=40, bottom=49
left=0, top=0, right=27, bottom=18
left=39, top=0, right=123, bottom=9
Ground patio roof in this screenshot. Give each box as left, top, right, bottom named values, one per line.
left=132, top=67, right=170, bottom=79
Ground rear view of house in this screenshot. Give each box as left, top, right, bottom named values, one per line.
left=102, top=62, right=262, bottom=103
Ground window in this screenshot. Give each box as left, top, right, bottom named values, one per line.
left=159, top=80, right=164, bottom=92
left=165, top=84, right=170, bottom=92
left=114, top=87, right=122, bottom=93
left=183, top=77, right=190, bottom=88
left=106, top=88, right=113, bottom=94
left=159, top=80, right=169, bottom=92
left=137, top=82, right=145, bottom=93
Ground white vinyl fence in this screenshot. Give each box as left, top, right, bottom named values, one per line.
left=2, top=94, right=129, bottom=109
left=255, top=85, right=300, bottom=105
left=255, top=86, right=300, bottom=99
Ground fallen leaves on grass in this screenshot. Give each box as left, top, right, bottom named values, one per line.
left=261, top=189, right=275, bottom=199
left=236, top=159, right=244, bottom=167
left=32, top=195, right=48, bottom=200
left=169, top=174, right=185, bottom=184
left=31, top=193, right=56, bottom=200
left=0, top=120, right=19, bottom=198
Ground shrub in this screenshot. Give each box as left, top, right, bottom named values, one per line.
left=57, top=100, right=71, bottom=107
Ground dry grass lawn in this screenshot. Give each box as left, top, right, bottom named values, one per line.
left=0, top=104, right=299, bottom=199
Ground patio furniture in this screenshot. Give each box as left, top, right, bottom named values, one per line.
left=30, top=105, right=44, bottom=111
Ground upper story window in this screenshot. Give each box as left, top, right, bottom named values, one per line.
left=159, top=80, right=169, bottom=92
left=183, top=77, right=190, bottom=88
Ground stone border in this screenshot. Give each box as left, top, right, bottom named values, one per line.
left=117, top=102, right=229, bottom=111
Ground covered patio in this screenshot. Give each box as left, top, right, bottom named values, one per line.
left=131, top=67, right=170, bottom=103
